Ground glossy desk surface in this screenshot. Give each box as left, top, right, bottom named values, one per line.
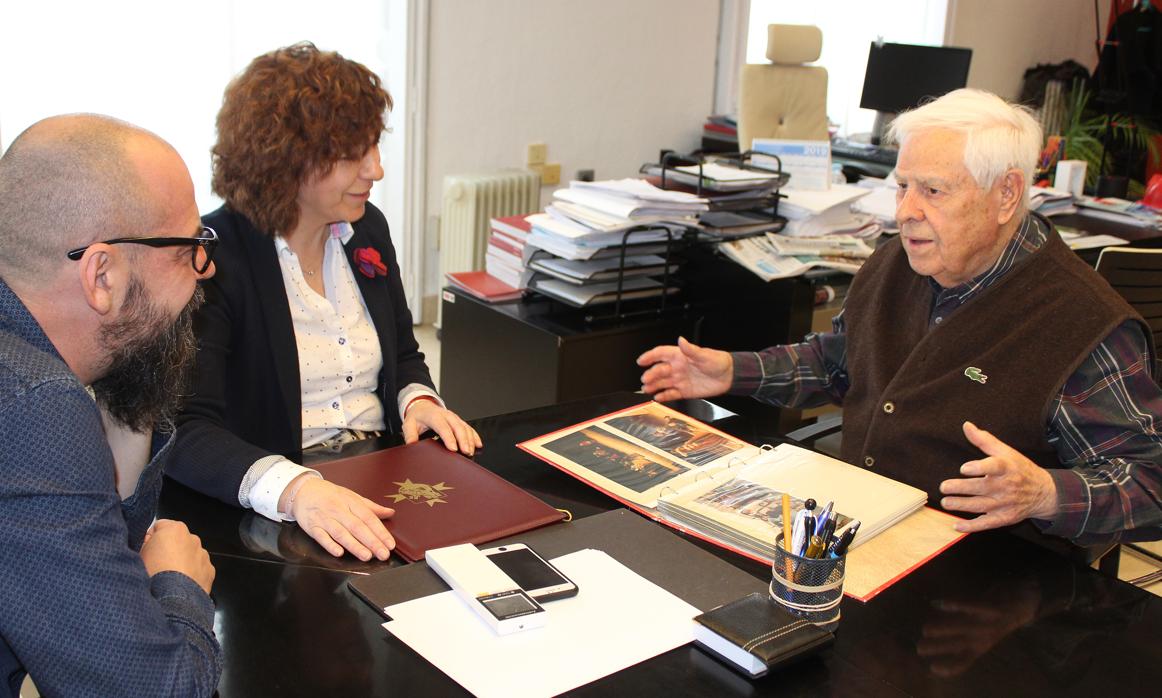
left=159, top=393, right=1162, bottom=697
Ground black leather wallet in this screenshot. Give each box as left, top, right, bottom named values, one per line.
left=692, top=592, right=834, bottom=678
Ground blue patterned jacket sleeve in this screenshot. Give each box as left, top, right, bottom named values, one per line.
left=0, top=380, right=220, bottom=697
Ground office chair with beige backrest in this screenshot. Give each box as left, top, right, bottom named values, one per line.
left=737, top=24, right=829, bottom=153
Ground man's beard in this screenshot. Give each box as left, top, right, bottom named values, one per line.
left=91, top=279, right=204, bottom=433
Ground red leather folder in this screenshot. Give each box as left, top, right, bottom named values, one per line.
left=313, top=439, right=565, bottom=561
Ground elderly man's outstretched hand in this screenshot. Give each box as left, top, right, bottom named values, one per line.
left=939, top=421, right=1059, bottom=533
left=637, top=337, right=733, bottom=402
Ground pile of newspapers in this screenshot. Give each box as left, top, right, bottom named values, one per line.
left=719, top=234, right=875, bottom=282
left=719, top=183, right=883, bottom=281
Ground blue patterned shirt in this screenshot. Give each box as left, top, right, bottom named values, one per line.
left=0, top=279, right=221, bottom=697
left=731, top=216, right=1162, bottom=544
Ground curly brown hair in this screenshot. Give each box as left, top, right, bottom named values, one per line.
left=211, top=42, right=392, bottom=235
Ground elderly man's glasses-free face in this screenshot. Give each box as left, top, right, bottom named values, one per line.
left=66, top=226, right=219, bottom=274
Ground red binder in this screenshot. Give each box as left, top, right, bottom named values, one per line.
left=313, top=439, right=565, bottom=561
left=444, top=271, right=523, bottom=302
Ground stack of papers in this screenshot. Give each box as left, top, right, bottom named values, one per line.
left=529, top=276, right=677, bottom=308
left=638, top=166, right=784, bottom=210
left=528, top=254, right=675, bottom=284
left=669, top=162, right=785, bottom=191
left=564, top=179, right=708, bottom=215
left=521, top=179, right=695, bottom=264
left=1030, top=186, right=1078, bottom=217
left=779, top=184, right=882, bottom=239
left=525, top=216, right=676, bottom=262
left=851, top=177, right=899, bottom=233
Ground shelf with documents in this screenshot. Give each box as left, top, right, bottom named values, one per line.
left=520, top=224, right=684, bottom=320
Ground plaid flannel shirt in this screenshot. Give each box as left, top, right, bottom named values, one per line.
left=731, top=215, right=1162, bottom=544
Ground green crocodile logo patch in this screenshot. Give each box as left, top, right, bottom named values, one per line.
left=964, top=367, right=988, bottom=384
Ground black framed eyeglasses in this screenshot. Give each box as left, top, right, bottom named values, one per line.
left=66, top=226, right=219, bottom=274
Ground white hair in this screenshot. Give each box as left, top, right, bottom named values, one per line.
left=887, top=88, right=1042, bottom=205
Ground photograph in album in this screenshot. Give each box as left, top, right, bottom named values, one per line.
left=519, top=401, right=962, bottom=601
left=527, top=401, right=753, bottom=507
left=540, top=427, right=691, bottom=493
left=604, top=410, right=745, bottom=466
left=520, top=401, right=924, bottom=552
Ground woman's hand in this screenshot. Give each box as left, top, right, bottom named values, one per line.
left=281, top=475, right=396, bottom=561
left=402, top=400, right=482, bottom=455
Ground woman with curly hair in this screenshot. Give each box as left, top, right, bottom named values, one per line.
left=169, top=43, right=480, bottom=562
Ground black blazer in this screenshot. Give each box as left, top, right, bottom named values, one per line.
left=168, top=203, right=434, bottom=505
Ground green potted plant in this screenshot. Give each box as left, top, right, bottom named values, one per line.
left=1061, top=81, right=1159, bottom=199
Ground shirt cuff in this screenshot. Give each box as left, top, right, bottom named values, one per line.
left=247, top=458, right=320, bottom=522
left=1034, top=468, right=1091, bottom=539
left=150, top=570, right=216, bottom=629
left=398, top=383, right=443, bottom=420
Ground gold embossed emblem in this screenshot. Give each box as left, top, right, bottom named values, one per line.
left=387, top=478, right=454, bottom=506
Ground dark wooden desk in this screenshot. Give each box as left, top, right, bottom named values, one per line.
left=160, top=393, right=1162, bottom=697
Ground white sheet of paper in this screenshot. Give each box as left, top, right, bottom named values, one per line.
left=382, top=549, right=699, bottom=698
left=780, top=183, right=870, bottom=215
left=851, top=185, right=898, bottom=221
left=1065, top=234, right=1129, bottom=250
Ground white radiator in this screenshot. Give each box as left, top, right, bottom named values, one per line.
left=439, top=170, right=540, bottom=278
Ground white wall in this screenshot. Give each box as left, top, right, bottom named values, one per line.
left=0, top=1, right=397, bottom=220
left=423, top=0, right=720, bottom=297
left=946, top=0, right=1109, bottom=99
left=0, top=1, right=407, bottom=287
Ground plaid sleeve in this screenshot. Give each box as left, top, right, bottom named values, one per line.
left=1040, top=319, right=1162, bottom=543
left=727, top=311, right=849, bottom=409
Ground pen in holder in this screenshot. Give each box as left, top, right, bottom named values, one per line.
left=770, top=532, right=845, bottom=632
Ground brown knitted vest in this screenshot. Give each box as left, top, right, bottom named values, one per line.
left=840, top=224, right=1147, bottom=509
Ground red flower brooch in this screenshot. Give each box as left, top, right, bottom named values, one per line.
left=353, top=247, right=387, bottom=279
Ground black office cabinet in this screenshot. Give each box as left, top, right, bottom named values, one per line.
left=440, top=246, right=815, bottom=420
left=438, top=291, right=685, bottom=419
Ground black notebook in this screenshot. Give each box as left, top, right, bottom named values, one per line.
left=693, top=592, right=834, bottom=678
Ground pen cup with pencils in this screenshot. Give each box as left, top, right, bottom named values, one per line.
left=770, top=532, right=845, bottom=632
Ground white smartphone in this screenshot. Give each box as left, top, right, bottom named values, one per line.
left=481, top=543, right=579, bottom=602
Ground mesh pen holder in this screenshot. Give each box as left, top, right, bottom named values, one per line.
left=770, top=532, right=845, bottom=632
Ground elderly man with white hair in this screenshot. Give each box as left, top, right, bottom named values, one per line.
left=638, top=88, right=1162, bottom=545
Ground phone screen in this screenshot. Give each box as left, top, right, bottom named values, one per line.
left=487, top=547, right=570, bottom=591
